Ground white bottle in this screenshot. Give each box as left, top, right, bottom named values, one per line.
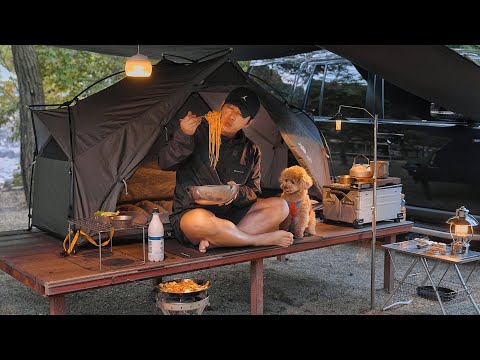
left=148, top=208, right=164, bottom=262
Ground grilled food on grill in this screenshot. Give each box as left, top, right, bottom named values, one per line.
left=159, top=279, right=210, bottom=293
left=94, top=210, right=119, bottom=217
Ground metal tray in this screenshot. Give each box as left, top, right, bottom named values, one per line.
left=416, top=286, right=457, bottom=302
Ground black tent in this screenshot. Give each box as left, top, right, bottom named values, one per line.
left=30, top=54, right=331, bottom=238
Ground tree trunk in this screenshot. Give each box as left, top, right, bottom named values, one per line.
left=11, top=45, right=44, bottom=202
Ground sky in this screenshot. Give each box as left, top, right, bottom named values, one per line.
left=0, top=64, right=9, bottom=80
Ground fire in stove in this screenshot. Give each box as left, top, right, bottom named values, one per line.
left=156, top=291, right=210, bottom=315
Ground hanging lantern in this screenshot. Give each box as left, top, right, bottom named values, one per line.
left=125, top=46, right=152, bottom=77
left=330, top=112, right=345, bottom=132
left=446, top=206, right=478, bottom=254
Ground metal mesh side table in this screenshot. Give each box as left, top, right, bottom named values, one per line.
left=382, top=239, right=480, bottom=315
left=67, top=217, right=147, bottom=270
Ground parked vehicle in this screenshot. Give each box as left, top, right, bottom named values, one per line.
left=248, top=48, right=480, bottom=230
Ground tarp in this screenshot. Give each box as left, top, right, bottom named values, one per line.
left=31, top=54, right=330, bottom=237
left=56, top=45, right=320, bottom=62
left=323, top=45, right=480, bottom=120
left=59, top=45, right=480, bottom=121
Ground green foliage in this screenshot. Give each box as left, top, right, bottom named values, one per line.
left=238, top=60, right=250, bottom=72
left=0, top=45, right=14, bottom=72
left=448, top=45, right=480, bottom=51
left=36, top=46, right=126, bottom=104
left=12, top=167, right=22, bottom=186
left=0, top=45, right=127, bottom=139
left=0, top=45, right=18, bottom=130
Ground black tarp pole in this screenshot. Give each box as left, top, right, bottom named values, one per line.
left=71, top=70, right=124, bottom=102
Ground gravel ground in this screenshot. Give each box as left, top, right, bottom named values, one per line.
left=1, top=188, right=479, bottom=316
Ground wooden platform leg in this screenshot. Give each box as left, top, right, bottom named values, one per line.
left=50, top=294, right=65, bottom=315
left=250, top=259, right=264, bottom=315
left=384, top=235, right=396, bottom=293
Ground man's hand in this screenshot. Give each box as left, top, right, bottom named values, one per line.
left=221, top=181, right=239, bottom=206
left=180, top=111, right=202, bottom=136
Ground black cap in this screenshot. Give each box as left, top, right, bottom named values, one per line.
left=224, top=87, right=260, bottom=120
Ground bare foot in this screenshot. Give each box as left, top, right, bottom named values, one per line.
left=198, top=239, right=210, bottom=253
left=269, top=230, right=294, bottom=247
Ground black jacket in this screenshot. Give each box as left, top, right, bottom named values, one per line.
left=158, top=122, right=261, bottom=225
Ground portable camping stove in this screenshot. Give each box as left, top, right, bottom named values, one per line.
left=322, top=182, right=403, bottom=228
left=156, top=291, right=210, bottom=315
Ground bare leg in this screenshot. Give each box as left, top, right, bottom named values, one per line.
left=180, top=205, right=293, bottom=253
left=237, top=197, right=289, bottom=235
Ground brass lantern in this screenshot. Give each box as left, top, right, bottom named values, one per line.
left=446, top=206, right=478, bottom=254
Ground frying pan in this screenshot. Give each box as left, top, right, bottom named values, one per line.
left=158, top=278, right=211, bottom=298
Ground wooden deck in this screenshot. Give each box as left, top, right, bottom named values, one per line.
left=0, top=221, right=413, bottom=315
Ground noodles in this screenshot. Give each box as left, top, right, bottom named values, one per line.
left=204, top=110, right=222, bottom=169
left=159, top=279, right=210, bottom=293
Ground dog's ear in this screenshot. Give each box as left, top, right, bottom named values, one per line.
left=279, top=170, right=286, bottom=185
left=301, top=170, right=313, bottom=189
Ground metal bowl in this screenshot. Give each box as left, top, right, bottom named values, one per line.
left=338, top=175, right=354, bottom=185
left=186, top=184, right=239, bottom=205
left=110, top=215, right=133, bottom=229
left=118, top=211, right=148, bottom=226
left=94, top=215, right=112, bottom=225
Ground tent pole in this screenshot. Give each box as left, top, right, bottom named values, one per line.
left=70, top=70, right=125, bottom=103
left=370, top=74, right=379, bottom=310
left=67, top=105, right=75, bottom=220
left=335, top=104, right=378, bottom=310
left=27, top=107, right=38, bottom=231
left=371, top=113, right=378, bottom=310
left=27, top=151, right=36, bottom=231
left=27, top=108, right=38, bottom=231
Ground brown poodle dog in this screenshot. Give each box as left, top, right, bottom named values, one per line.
left=278, top=165, right=317, bottom=238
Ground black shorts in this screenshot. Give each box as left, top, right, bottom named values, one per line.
left=171, top=203, right=255, bottom=247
